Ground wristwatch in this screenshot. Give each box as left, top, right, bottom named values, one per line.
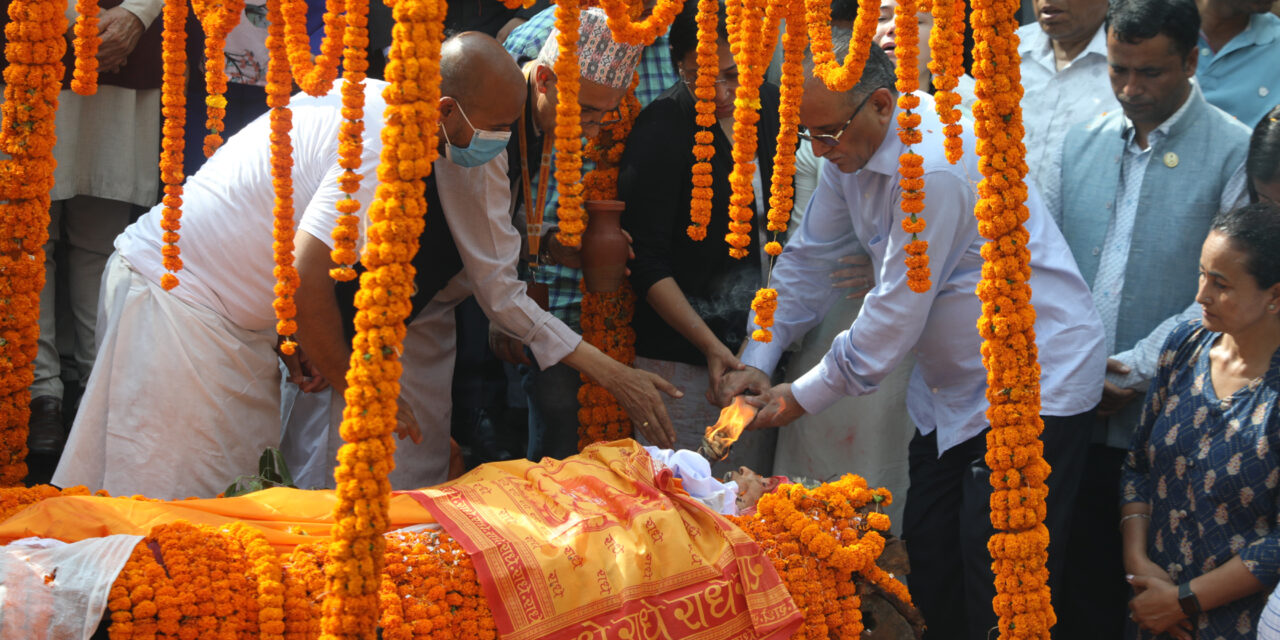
left=1178, top=581, right=1202, bottom=618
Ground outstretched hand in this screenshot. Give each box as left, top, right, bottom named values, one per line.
left=713, top=366, right=771, bottom=408
left=395, top=398, right=423, bottom=445
left=277, top=341, right=331, bottom=393
left=598, top=366, right=682, bottom=448
left=743, top=383, right=805, bottom=430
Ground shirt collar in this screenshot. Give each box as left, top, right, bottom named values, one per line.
left=861, top=94, right=915, bottom=177
left=1019, top=21, right=1108, bottom=71
left=1120, top=81, right=1200, bottom=147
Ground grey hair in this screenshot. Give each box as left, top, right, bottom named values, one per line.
left=828, top=30, right=898, bottom=104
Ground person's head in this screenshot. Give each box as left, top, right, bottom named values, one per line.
left=873, top=0, right=934, bottom=85
left=799, top=39, right=897, bottom=173
left=727, top=466, right=782, bottom=512
left=1197, top=0, right=1276, bottom=21
left=1197, top=203, right=1280, bottom=334
left=1105, top=0, right=1199, bottom=131
left=437, top=32, right=526, bottom=166
left=1248, top=105, right=1280, bottom=205
left=532, top=8, right=644, bottom=139
left=830, top=0, right=858, bottom=29
left=668, top=0, right=736, bottom=119
left=1032, top=0, right=1108, bottom=48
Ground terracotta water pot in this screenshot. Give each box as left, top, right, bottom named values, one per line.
left=580, top=199, right=628, bottom=293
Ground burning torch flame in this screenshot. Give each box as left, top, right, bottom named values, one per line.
left=699, top=396, right=758, bottom=461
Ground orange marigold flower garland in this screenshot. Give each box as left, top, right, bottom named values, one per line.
left=157, top=0, right=188, bottom=291
left=320, top=0, right=445, bottom=635
left=894, top=0, right=930, bottom=293
left=0, top=0, right=67, bottom=484
left=328, top=0, right=370, bottom=281
left=281, top=0, right=343, bottom=96
left=70, top=0, right=100, bottom=95
left=971, top=0, right=1051, bottom=636
left=577, top=80, right=639, bottom=450
left=191, top=0, right=245, bottom=157
left=805, top=0, right=879, bottom=92
left=265, top=0, right=301, bottom=354
left=686, top=0, right=718, bottom=241
left=750, top=7, right=807, bottom=343
left=596, top=0, right=682, bottom=45
left=723, top=0, right=777, bottom=260
left=552, top=0, right=586, bottom=248
left=928, top=0, right=966, bottom=163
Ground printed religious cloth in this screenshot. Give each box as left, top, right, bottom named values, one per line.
left=405, top=440, right=803, bottom=640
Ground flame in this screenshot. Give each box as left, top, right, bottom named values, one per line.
left=704, top=396, right=758, bottom=455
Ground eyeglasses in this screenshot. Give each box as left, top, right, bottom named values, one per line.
left=678, top=66, right=740, bottom=91
left=546, top=71, right=622, bottom=126
left=798, top=91, right=875, bottom=148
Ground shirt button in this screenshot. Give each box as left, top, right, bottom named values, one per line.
left=1201, top=47, right=1210, bottom=56
left=931, top=387, right=939, bottom=394
left=1092, top=247, right=1101, bottom=256
left=1262, top=86, right=1271, bottom=97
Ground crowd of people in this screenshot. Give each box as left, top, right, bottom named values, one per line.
left=13, top=0, right=1280, bottom=637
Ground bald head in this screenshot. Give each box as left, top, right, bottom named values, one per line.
left=439, top=32, right=526, bottom=130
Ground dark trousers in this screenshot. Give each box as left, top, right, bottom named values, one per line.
left=903, top=411, right=1093, bottom=640
left=1057, top=444, right=1129, bottom=640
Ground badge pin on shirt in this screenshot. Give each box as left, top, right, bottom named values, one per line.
left=1163, top=152, right=1179, bottom=169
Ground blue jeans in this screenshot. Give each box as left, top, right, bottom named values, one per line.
left=522, top=361, right=581, bottom=461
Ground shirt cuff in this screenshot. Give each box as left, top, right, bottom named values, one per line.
left=524, top=311, right=583, bottom=371
left=790, top=363, right=844, bottom=416
left=741, top=341, right=784, bottom=378
left=120, top=0, right=162, bottom=28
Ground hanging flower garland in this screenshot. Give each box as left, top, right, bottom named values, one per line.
left=804, top=0, right=879, bottom=92
left=971, top=0, right=1051, bottom=636
left=685, top=0, right=718, bottom=241
left=280, top=0, right=344, bottom=96
left=722, top=0, right=777, bottom=260
left=157, top=0, right=188, bottom=291
left=321, top=0, right=445, bottom=634
left=928, top=0, right=966, bottom=163
left=749, top=6, right=806, bottom=343
left=191, top=0, right=245, bottom=157
left=894, top=0, right=930, bottom=293
left=70, top=0, right=100, bottom=95
left=596, top=0, right=682, bottom=45
left=328, top=0, right=370, bottom=282
left=551, top=0, right=586, bottom=248
left=0, top=0, right=66, bottom=485
left=265, top=0, right=301, bottom=354
left=577, top=74, right=639, bottom=451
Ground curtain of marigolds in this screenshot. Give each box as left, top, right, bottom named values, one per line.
left=971, top=0, right=1054, bottom=637
left=320, top=0, right=445, bottom=636
left=0, top=0, right=67, bottom=486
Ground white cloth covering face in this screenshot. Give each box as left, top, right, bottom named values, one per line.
left=643, top=446, right=739, bottom=515
left=0, top=535, right=144, bottom=640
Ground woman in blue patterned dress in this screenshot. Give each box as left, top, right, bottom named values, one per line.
left=1121, top=202, right=1280, bottom=639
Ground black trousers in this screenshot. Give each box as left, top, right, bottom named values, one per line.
left=903, top=411, right=1093, bottom=640
left=1057, top=444, right=1129, bottom=640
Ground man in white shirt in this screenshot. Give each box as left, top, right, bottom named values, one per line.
left=716, top=43, right=1106, bottom=640
left=1017, top=0, right=1118, bottom=213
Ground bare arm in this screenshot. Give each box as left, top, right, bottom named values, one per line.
left=560, top=339, right=684, bottom=448
left=645, top=277, right=744, bottom=397
left=293, top=230, right=351, bottom=395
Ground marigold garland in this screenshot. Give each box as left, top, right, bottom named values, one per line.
left=265, top=0, right=302, bottom=354
left=0, top=0, right=67, bottom=484
left=328, top=0, right=370, bottom=282
left=686, top=0, right=718, bottom=241
left=596, top=0, right=682, bottom=45
left=894, top=0, right=930, bottom=293
left=749, top=287, right=776, bottom=342
left=804, top=0, right=879, bottom=92
left=551, top=0, right=586, bottom=248
left=281, top=0, right=343, bottom=96
left=722, top=0, right=777, bottom=260
left=928, top=0, right=966, bottom=163
left=157, top=0, right=188, bottom=291
left=971, top=0, right=1051, bottom=635
left=70, top=0, right=100, bottom=95
left=320, top=0, right=445, bottom=634
left=191, top=0, right=245, bottom=157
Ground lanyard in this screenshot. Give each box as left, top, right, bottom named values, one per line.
left=518, top=97, right=553, bottom=268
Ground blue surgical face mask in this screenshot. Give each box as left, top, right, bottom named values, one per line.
left=442, top=101, right=512, bottom=168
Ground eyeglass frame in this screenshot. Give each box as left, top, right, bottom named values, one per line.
left=544, top=69, right=623, bottom=127
left=677, top=65, right=741, bottom=91
left=797, top=90, right=876, bottom=149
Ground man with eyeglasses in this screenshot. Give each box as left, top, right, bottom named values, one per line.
left=714, top=42, right=1107, bottom=640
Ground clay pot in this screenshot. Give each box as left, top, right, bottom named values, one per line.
left=580, top=199, right=629, bottom=293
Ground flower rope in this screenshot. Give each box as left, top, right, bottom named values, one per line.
left=894, top=0, right=930, bottom=293
left=191, top=0, right=245, bottom=157
left=971, top=0, right=1052, bottom=636
left=157, top=0, right=187, bottom=290
left=685, top=0, right=718, bottom=241
left=265, top=0, right=301, bottom=354
left=551, top=0, right=586, bottom=248
left=281, top=0, right=343, bottom=96
left=328, top=0, right=370, bottom=282
left=722, top=0, right=777, bottom=260
left=319, top=0, right=445, bottom=634
left=70, top=0, right=100, bottom=95
left=804, top=0, right=878, bottom=92
left=596, top=0, right=682, bottom=45
left=928, top=0, right=965, bottom=163
left=0, top=0, right=66, bottom=484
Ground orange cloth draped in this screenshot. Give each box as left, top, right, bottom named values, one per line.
left=0, top=488, right=436, bottom=553
left=407, top=440, right=802, bottom=640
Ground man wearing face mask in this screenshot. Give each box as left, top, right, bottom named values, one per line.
left=278, top=27, right=684, bottom=489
